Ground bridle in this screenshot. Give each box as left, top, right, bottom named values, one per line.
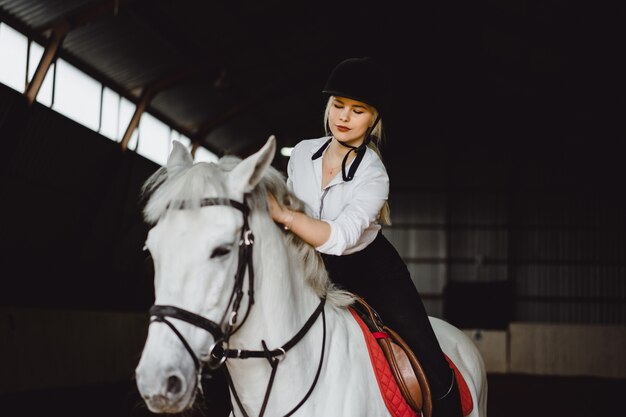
left=147, top=197, right=326, bottom=417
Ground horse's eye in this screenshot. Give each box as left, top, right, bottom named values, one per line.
left=211, top=246, right=232, bottom=259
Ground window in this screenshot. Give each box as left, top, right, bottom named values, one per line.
left=195, top=145, right=218, bottom=163
left=119, top=96, right=137, bottom=148
left=27, top=41, right=54, bottom=106
left=167, top=131, right=218, bottom=163
left=0, top=22, right=216, bottom=167
left=53, top=59, right=101, bottom=131
left=99, top=87, right=120, bottom=141
left=137, top=112, right=170, bottom=165
left=0, top=23, right=28, bottom=92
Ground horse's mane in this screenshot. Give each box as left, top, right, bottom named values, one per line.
left=141, top=155, right=353, bottom=308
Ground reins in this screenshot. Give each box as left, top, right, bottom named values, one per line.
left=224, top=298, right=326, bottom=417
left=147, top=196, right=326, bottom=416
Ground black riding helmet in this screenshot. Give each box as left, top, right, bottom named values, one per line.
left=322, top=57, right=386, bottom=113
left=313, top=57, right=387, bottom=182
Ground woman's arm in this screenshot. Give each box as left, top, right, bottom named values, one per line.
left=268, top=193, right=331, bottom=247
left=314, top=168, right=388, bottom=255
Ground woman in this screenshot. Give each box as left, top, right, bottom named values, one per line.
left=268, top=57, right=463, bottom=417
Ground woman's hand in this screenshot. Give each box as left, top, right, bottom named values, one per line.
left=267, top=192, right=330, bottom=245
left=267, top=192, right=294, bottom=229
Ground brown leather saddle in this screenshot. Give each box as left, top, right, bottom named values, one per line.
left=351, top=294, right=433, bottom=417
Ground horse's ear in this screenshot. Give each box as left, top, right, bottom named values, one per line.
left=229, top=135, right=276, bottom=194
left=166, top=140, right=193, bottom=173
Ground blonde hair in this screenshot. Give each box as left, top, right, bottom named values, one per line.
left=323, top=96, right=391, bottom=225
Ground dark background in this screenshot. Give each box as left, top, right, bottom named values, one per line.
left=0, top=1, right=624, bottom=416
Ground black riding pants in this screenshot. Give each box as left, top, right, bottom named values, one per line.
left=321, top=231, right=452, bottom=398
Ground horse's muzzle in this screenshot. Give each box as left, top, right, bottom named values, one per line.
left=136, top=367, right=193, bottom=413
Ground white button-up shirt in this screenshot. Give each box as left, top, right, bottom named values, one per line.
left=287, top=136, right=390, bottom=255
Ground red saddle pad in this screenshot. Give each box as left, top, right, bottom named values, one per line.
left=350, top=308, right=418, bottom=417
left=350, top=308, right=475, bottom=417
left=443, top=354, right=474, bottom=416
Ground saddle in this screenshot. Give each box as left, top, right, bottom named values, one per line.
left=351, top=295, right=433, bottom=417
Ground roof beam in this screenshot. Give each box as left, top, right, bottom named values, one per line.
left=24, top=22, right=69, bottom=105
left=190, top=142, right=201, bottom=159
left=119, top=64, right=220, bottom=151
left=24, top=0, right=129, bottom=105
left=120, top=88, right=153, bottom=150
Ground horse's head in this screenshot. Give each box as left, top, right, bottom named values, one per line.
left=135, top=136, right=276, bottom=413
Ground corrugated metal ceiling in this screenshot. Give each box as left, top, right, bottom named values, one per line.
left=0, top=0, right=617, bottom=167
left=0, top=0, right=354, bottom=157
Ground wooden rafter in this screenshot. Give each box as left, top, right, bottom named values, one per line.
left=119, top=64, right=220, bottom=151
left=24, top=0, right=129, bottom=105
left=24, top=22, right=69, bottom=105
left=120, top=89, right=153, bottom=150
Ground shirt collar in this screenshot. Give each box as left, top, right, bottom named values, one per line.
left=311, top=137, right=368, bottom=189
left=310, top=136, right=332, bottom=156
left=310, top=137, right=372, bottom=163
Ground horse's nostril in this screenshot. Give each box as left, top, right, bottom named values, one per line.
left=166, top=375, right=183, bottom=395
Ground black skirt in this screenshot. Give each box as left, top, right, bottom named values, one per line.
left=321, top=231, right=452, bottom=397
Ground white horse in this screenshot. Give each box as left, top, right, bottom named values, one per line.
left=135, top=136, right=487, bottom=417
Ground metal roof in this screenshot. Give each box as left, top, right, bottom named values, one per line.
left=0, top=0, right=617, bottom=172
left=0, top=0, right=386, bottom=159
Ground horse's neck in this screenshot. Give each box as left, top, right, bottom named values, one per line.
left=229, top=215, right=320, bottom=350
left=224, top=216, right=323, bottom=412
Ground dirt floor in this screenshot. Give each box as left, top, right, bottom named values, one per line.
left=2, top=373, right=624, bottom=416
